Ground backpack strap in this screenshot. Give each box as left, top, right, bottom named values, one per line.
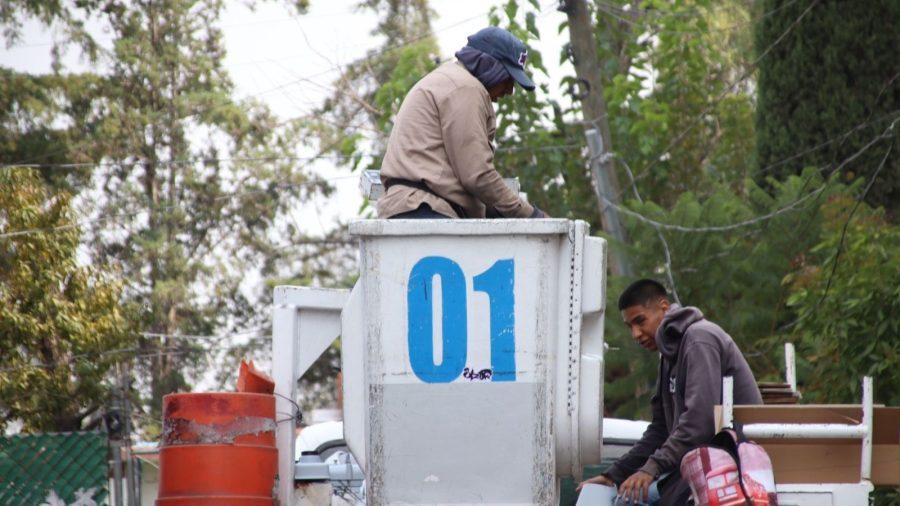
left=710, top=428, right=753, bottom=506
left=733, top=422, right=748, bottom=443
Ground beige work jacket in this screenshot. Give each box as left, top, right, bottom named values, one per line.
left=376, top=61, right=534, bottom=219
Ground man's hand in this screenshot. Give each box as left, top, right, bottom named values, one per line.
left=618, top=470, right=654, bottom=504
left=575, top=473, right=614, bottom=493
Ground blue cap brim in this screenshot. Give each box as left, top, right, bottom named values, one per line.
left=503, top=62, right=535, bottom=91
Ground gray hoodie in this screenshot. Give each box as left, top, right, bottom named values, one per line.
left=604, top=304, right=763, bottom=482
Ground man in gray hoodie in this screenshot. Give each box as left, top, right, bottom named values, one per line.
left=578, top=279, right=763, bottom=505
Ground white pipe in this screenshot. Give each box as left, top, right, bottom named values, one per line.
left=272, top=294, right=299, bottom=506
left=722, top=376, right=734, bottom=428
left=861, top=376, right=873, bottom=480
left=784, top=343, right=797, bottom=393
left=743, top=423, right=869, bottom=439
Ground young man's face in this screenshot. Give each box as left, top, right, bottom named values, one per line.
left=621, top=298, right=670, bottom=352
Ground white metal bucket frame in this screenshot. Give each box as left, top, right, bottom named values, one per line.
left=721, top=371, right=874, bottom=503
left=272, top=286, right=349, bottom=505
left=269, top=219, right=609, bottom=505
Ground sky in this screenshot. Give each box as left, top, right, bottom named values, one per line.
left=1, top=0, right=574, bottom=234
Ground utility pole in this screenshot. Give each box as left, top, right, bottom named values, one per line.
left=119, top=364, right=137, bottom=506
left=560, top=0, right=633, bottom=276
left=109, top=362, right=124, bottom=506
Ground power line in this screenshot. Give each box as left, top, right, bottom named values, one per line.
left=0, top=174, right=356, bottom=239
left=631, top=0, right=821, bottom=185
left=594, top=0, right=800, bottom=35
left=817, top=142, right=894, bottom=305
left=606, top=151, right=680, bottom=304
left=749, top=110, right=900, bottom=178
left=0, top=154, right=371, bottom=171
left=139, top=327, right=268, bottom=341
left=0, top=346, right=202, bottom=374
left=603, top=118, right=897, bottom=234
left=0, top=143, right=580, bottom=171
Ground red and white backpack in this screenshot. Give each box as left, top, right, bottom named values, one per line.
left=681, top=428, right=778, bottom=506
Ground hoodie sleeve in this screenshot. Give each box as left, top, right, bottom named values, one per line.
left=603, top=372, right=669, bottom=484
left=639, top=341, right=722, bottom=477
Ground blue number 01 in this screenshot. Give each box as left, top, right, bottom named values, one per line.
left=407, top=257, right=468, bottom=383
left=473, top=259, right=515, bottom=382
left=407, top=256, right=515, bottom=383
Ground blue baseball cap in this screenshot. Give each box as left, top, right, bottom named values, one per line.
left=465, top=27, right=535, bottom=91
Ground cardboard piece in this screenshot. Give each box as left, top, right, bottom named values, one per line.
left=715, top=405, right=900, bottom=485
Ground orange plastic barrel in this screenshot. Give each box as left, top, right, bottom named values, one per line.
left=156, top=392, right=278, bottom=505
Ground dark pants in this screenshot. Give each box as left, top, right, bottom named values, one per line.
left=388, top=203, right=451, bottom=219
left=658, top=471, right=692, bottom=506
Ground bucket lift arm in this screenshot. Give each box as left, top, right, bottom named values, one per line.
left=272, top=286, right=348, bottom=504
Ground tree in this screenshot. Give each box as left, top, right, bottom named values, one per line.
left=755, top=0, right=899, bottom=215
left=316, top=0, right=767, bottom=418
left=311, top=0, right=439, bottom=174
left=1, top=0, right=331, bottom=434
left=782, top=195, right=899, bottom=406
left=0, top=69, right=106, bottom=192
left=0, top=168, right=133, bottom=432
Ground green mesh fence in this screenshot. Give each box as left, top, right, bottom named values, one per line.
left=0, top=431, right=109, bottom=505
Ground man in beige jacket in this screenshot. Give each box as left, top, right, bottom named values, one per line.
left=377, top=27, right=546, bottom=219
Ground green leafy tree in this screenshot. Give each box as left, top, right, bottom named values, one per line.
left=0, top=168, right=133, bottom=432
left=312, top=0, right=439, bottom=175
left=783, top=196, right=899, bottom=405
left=755, top=0, right=899, bottom=214
left=489, top=0, right=600, bottom=226
left=568, top=0, right=761, bottom=417
left=0, top=70, right=107, bottom=191
left=1, top=0, right=331, bottom=434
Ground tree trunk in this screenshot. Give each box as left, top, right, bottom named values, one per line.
left=562, top=0, right=632, bottom=276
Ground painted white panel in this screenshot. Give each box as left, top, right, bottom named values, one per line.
left=346, top=219, right=605, bottom=504
left=273, top=219, right=607, bottom=505
left=341, top=283, right=367, bottom=471
left=364, top=234, right=555, bottom=386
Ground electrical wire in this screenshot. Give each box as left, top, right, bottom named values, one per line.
left=0, top=174, right=355, bottom=239
left=594, top=0, right=800, bottom=36
left=0, top=153, right=369, bottom=171
left=606, top=151, right=680, bottom=303
left=0, top=346, right=206, bottom=374
left=0, top=143, right=579, bottom=171
left=601, top=117, right=897, bottom=234
left=817, top=142, right=894, bottom=305
left=630, top=0, right=822, bottom=185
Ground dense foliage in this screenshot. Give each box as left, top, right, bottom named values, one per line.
left=0, top=169, right=133, bottom=432
left=784, top=196, right=899, bottom=405
left=1, top=0, right=337, bottom=434
left=755, top=0, right=899, bottom=214
left=1, top=0, right=896, bottom=447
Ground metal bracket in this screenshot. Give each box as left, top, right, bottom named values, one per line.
left=567, top=78, right=590, bottom=101
left=723, top=375, right=874, bottom=482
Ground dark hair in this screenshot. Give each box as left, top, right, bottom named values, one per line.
left=618, top=279, right=669, bottom=310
